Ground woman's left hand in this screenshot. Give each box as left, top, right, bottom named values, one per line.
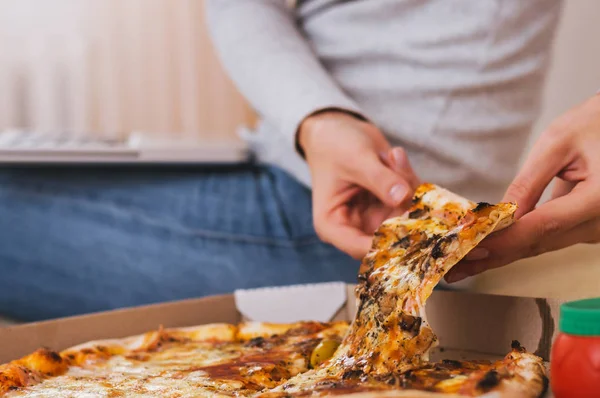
left=447, top=94, right=600, bottom=283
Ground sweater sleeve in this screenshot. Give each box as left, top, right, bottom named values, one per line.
left=204, top=0, right=365, bottom=147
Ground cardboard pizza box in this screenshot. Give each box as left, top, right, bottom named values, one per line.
left=0, top=282, right=562, bottom=396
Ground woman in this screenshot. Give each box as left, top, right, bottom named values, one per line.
left=1, top=0, right=598, bottom=321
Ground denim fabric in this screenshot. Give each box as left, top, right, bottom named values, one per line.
left=0, top=165, right=358, bottom=321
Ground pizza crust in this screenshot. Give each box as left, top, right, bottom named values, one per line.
left=491, top=350, right=549, bottom=398
left=1, top=183, right=548, bottom=398
left=64, top=323, right=239, bottom=354
left=315, top=390, right=532, bottom=398
left=237, top=321, right=348, bottom=341
left=2, top=321, right=352, bottom=396
left=335, top=184, right=518, bottom=376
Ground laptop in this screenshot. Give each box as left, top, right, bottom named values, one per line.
left=0, top=129, right=250, bottom=165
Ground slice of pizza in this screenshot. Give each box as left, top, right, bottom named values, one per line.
left=0, top=321, right=348, bottom=396
left=263, top=183, right=547, bottom=397
left=0, top=183, right=549, bottom=398
left=341, top=183, right=517, bottom=374
left=260, top=342, right=547, bottom=397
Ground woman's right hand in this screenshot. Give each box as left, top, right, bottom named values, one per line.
left=298, top=111, right=420, bottom=259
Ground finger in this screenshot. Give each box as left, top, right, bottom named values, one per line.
left=379, top=147, right=419, bottom=189
left=388, top=147, right=420, bottom=189
left=489, top=189, right=596, bottom=258
left=312, top=191, right=374, bottom=259
left=531, top=216, right=600, bottom=250
left=506, top=180, right=599, bottom=243
left=317, top=220, right=373, bottom=260
left=503, top=133, right=571, bottom=218
left=353, top=151, right=415, bottom=208
left=447, top=216, right=600, bottom=283
left=551, top=178, right=576, bottom=200
left=447, top=184, right=600, bottom=283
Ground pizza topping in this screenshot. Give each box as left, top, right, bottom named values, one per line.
left=0, top=183, right=550, bottom=398
left=390, top=235, right=411, bottom=249
left=511, top=339, right=526, bottom=352
left=16, top=349, right=67, bottom=376
left=246, top=336, right=267, bottom=348
left=438, top=359, right=466, bottom=369
left=430, top=233, right=458, bottom=260
left=260, top=184, right=527, bottom=397
left=332, top=187, right=517, bottom=375
left=341, top=369, right=365, bottom=380
left=408, top=206, right=430, bottom=219
left=476, top=369, right=500, bottom=392
left=195, top=352, right=297, bottom=390
left=0, top=366, right=30, bottom=394
left=310, top=339, right=340, bottom=368
left=472, top=201, right=493, bottom=212
left=398, top=313, right=422, bottom=335
left=136, top=327, right=190, bottom=352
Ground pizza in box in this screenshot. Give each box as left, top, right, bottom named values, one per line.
left=0, top=184, right=548, bottom=397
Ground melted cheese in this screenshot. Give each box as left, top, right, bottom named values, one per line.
left=5, top=322, right=348, bottom=397
left=2, top=184, right=528, bottom=397
left=7, top=341, right=242, bottom=397
left=266, top=184, right=518, bottom=395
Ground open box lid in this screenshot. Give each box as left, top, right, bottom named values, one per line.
left=234, top=282, right=561, bottom=360
left=0, top=283, right=562, bottom=364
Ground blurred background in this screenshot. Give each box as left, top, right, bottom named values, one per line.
left=0, top=0, right=599, bottom=299
left=0, top=0, right=598, bottom=147
left=0, top=0, right=256, bottom=142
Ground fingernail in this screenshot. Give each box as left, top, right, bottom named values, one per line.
left=391, top=148, right=405, bottom=170
left=389, top=184, right=408, bottom=204
left=465, top=248, right=489, bottom=261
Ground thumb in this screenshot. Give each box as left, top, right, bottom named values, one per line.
left=503, top=133, right=566, bottom=219
left=353, top=153, right=414, bottom=207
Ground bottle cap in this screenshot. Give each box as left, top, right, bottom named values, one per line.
left=560, top=298, right=600, bottom=336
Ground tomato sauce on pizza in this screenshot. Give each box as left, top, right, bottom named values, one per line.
left=0, top=184, right=549, bottom=397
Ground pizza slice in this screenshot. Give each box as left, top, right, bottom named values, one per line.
left=260, top=342, right=547, bottom=397
left=340, top=183, right=517, bottom=374
left=0, top=321, right=348, bottom=396
left=263, top=183, right=547, bottom=397
left=0, top=183, right=549, bottom=398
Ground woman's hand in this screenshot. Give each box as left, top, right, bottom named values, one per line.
left=299, top=111, right=420, bottom=259
left=447, top=95, right=600, bottom=283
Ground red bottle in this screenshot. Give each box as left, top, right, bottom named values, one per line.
left=551, top=298, right=600, bottom=398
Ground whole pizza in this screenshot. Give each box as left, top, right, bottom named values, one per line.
left=0, top=184, right=548, bottom=397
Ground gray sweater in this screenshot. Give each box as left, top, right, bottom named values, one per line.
left=206, top=0, right=562, bottom=202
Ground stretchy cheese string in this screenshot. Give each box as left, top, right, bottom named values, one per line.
left=263, top=184, right=517, bottom=395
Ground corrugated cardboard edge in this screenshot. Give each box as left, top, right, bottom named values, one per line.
left=0, top=283, right=562, bottom=364
left=234, top=282, right=347, bottom=323
left=533, top=298, right=560, bottom=360
left=0, top=294, right=239, bottom=363
left=425, top=290, right=561, bottom=361
left=342, top=284, right=561, bottom=361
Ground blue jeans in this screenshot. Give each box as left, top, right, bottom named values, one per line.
left=0, top=165, right=358, bottom=321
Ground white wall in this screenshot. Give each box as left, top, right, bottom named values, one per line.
left=0, top=0, right=253, bottom=139
left=532, top=0, right=600, bottom=141
left=527, top=0, right=600, bottom=201
left=0, top=1, right=597, bottom=141
left=469, top=0, right=600, bottom=299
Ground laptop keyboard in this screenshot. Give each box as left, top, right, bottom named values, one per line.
left=0, top=130, right=130, bottom=151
